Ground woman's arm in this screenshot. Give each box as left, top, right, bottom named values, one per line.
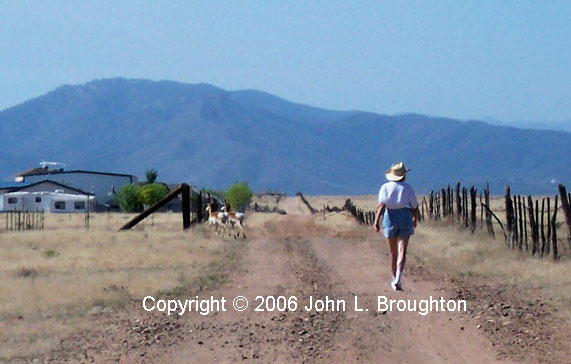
left=411, top=207, right=420, bottom=227
left=373, top=203, right=385, bottom=232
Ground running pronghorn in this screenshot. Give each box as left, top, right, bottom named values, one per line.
left=205, top=202, right=228, bottom=237
left=221, top=201, right=246, bottom=239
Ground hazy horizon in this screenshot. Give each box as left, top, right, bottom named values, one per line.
left=2, top=77, right=570, bottom=133
left=1, top=1, right=569, bottom=125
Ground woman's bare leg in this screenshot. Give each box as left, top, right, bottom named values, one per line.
left=387, top=237, right=398, bottom=279
left=395, top=235, right=410, bottom=288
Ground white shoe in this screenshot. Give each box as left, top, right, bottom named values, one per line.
left=391, top=281, right=397, bottom=291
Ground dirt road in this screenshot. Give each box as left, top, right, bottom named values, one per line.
left=139, top=198, right=514, bottom=363
left=51, top=198, right=561, bottom=363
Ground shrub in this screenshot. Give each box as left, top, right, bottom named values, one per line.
left=44, top=249, right=58, bottom=258
left=117, top=184, right=143, bottom=212
left=225, top=182, right=253, bottom=211
left=141, top=183, right=169, bottom=206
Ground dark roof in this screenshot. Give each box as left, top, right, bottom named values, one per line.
left=8, top=179, right=94, bottom=195
left=15, top=167, right=50, bottom=177
left=20, top=169, right=136, bottom=178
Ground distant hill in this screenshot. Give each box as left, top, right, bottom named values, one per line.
left=483, top=117, right=571, bottom=133
left=1, top=78, right=569, bottom=195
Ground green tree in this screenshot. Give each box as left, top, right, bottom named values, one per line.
left=141, top=183, right=169, bottom=206
left=225, top=182, right=253, bottom=211
left=117, top=184, right=143, bottom=212
left=145, top=169, right=158, bottom=184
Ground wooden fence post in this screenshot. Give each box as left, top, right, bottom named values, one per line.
left=196, top=191, right=203, bottom=223
left=551, top=195, right=559, bottom=261
left=182, top=183, right=191, bottom=230
left=434, top=192, right=440, bottom=220
left=540, top=199, right=546, bottom=257
left=455, top=182, right=461, bottom=221
left=546, top=198, right=551, bottom=255
left=535, top=199, right=539, bottom=255
left=446, top=185, right=454, bottom=216
left=479, top=192, right=483, bottom=228
left=527, top=196, right=538, bottom=256
left=517, top=196, right=524, bottom=249
left=558, top=184, right=571, bottom=247
left=441, top=188, right=446, bottom=218
left=484, top=183, right=494, bottom=237
left=523, top=198, right=528, bottom=250
left=429, top=190, right=434, bottom=219
left=505, top=187, right=513, bottom=247
left=469, top=186, right=476, bottom=232
left=463, top=187, right=468, bottom=228
left=512, top=196, right=519, bottom=244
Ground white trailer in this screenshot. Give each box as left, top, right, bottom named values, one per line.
left=1, top=191, right=95, bottom=213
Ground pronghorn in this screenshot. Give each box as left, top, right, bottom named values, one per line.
left=205, top=202, right=228, bottom=237
left=221, top=202, right=246, bottom=239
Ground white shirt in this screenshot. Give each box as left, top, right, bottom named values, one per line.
left=378, top=181, right=419, bottom=210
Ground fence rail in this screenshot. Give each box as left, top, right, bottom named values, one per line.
left=2, top=210, right=45, bottom=231
left=424, top=182, right=570, bottom=261
left=318, top=182, right=570, bottom=262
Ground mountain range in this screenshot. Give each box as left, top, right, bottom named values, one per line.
left=1, top=78, right=569, bottom=195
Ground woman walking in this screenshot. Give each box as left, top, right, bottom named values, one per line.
left=374, top=162, right=420, bottom=291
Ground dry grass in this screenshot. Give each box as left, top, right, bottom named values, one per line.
left=1, top=203, right=569, bottom=361
left=0, top=212, right=233, bottom=361
left=410, top=222, right=571, bottom=318
left=305, top=195, right=378, bottom=211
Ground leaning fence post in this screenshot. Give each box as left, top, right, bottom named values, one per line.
left=120, top=185, right=184, bottom=231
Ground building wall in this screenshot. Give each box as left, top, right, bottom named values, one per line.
left=1, top=194, right=24, bottom=211
left=2, top=192, right=96, bottom=212
left=23, top=172, right=136, bottom=207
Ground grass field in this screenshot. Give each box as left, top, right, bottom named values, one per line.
left=0, top=213, right=239, bottom=361
left=0, top=198, right=569, bottom=362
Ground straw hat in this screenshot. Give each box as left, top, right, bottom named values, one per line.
left=385, top=161, right=410, bottom=181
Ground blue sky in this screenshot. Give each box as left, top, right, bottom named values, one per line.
left=1, top=1, right=569, bottom=123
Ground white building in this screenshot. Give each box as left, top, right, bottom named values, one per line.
left=15, top=165, right=137, bottom=210
left=1, top=191, right=96, bottom=213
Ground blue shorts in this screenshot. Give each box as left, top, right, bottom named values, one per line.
left=383, top=208, right=414, bottom=238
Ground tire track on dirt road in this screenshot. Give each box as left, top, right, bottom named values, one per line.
left=310, top=233, right=516, bottom=364
left=156, top=215, right=354, bottom=363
